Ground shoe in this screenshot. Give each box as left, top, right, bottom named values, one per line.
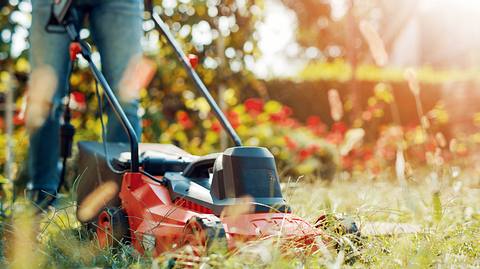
left=25, top=189, right=57, bottom=212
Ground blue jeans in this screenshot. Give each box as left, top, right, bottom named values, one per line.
left=29, top=0, right=143, bottom=192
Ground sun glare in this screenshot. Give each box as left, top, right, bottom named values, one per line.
left=421, top=0, right=480, bottom=11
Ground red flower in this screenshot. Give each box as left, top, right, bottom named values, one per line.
left=425, top=141, right=436, bottom=152
left=362, top=148, right=373, bottom=161
left=227, top=110, right=240, bottom=129
left=298, top=148, right=313, bottom=161
left=71, top=91, right=85, bottom=104
left=211, top=120, right=221, bottom=133
left=244, top=98, right=264, bottom=115
left=332, top=121, right=347, bottom=135
left=282, top=118, right=298, bottom=127
left=70, top=91, right=86, bottom=111
left=142, top=119, right=152, bottom=128
left=306, top=116, right=321, bottom=127
left=306, top=116, right=327, bottom=135
left=13, top=112, right=25, bottom=126
left=269, top=112, right=283, bottom=123
left=177, top=111, right=193, bottom=129
left=269, top=106, right=297, bottom=127
left=282, top=106, right=293, bottom=117
left=284, top=136, right=298, bottom=150
left=269, top=106, right=294, bottom=125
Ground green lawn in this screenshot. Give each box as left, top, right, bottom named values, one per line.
left=2, top=172, right=480, bottom=268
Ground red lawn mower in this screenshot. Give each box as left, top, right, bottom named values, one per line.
left=47, top=0, right=359, bottom=258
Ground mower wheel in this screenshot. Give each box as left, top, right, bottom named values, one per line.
left=315, top=214, right=362, bottom=263
left=182, top=216, right=228, bottom=255
left=315, top=214, right=360, bottom=237
left=96, top=207, right=130, bottom=248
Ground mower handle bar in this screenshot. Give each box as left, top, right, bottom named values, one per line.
left=152, top=12, right=243, bottom=147
left=65, top=23, right=140, bottom=172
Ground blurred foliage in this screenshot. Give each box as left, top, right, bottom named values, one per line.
left=1, top=0, right=480, bottom=184
left=160, top=97, right=339, bottom=180
left=0, top=0, right=276, bottom=180
left=299, top=59, right=480, bottom=84
left=144, top=0, right=268, bottom=122
left=281, top=0, right=380, bottom=61
left=1, top=1, right=480, bottom=267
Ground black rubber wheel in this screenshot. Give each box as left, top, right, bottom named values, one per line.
left=107, top=207, right=130, bottom=245
left=315, top=214, right=361, bottom=238
left=315, top=214, right=362, bottom=263
left=183, top=216, right=228, bottom=255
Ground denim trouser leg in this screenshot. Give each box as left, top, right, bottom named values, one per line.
left=28, top=0, right=143, bottom=192
left=89, top=0, right=144, bottom=142
left=29, top=0, right=75, bottom=192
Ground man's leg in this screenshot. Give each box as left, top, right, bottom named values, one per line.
left=89, top=0, right=144, bottom=143
left=28, top=0, right=72, bottom=197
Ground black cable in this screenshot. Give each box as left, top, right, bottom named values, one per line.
left=94, top=80, right=128, bottom=175
left=58, top=60, right=75, bottom=193
left=141, top=170, right=166, bottom=185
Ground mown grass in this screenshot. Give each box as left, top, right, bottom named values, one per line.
left=1, top=170, right=480, bottom=268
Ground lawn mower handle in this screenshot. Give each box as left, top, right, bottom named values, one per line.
left=85, top=49, right=140, bottom=172
left=47, top=4, right=141, bottom=172
left=152, top=12, right=243, bottom=147
left=65, top=23, right=140, bottom=172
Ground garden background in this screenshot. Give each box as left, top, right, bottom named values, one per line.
left=1, top=0, right=480, bottom=268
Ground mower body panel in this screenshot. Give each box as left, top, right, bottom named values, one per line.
left=119, top=172, right=319, bottom=255
left=164, top=146, right=291, bottom=215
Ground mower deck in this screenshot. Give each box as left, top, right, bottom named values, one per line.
left=77, top=142, right=324, bottom=254
left=116, top=172, right=319, bottom=255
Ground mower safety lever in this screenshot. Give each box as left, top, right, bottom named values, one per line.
left=152, top=12, right=243, bottom=147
